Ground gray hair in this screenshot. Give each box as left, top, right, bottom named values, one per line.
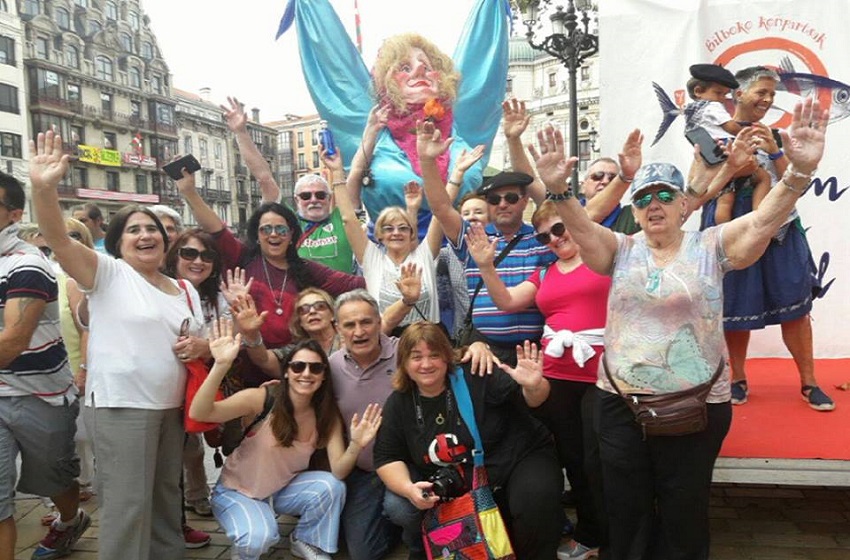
left=734, top=66, right=780, bottom=95
left=294, top=173, right=330, bottom=194
left=335, top=289, right=380, bottom=321
left=147, top=204, right=184, bottom=231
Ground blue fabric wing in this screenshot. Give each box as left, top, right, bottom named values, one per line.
left=452, top=0, right=511, bottom=157
left=284, top=0, right=371, bottom=167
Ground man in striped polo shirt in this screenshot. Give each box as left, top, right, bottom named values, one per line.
left=0, top=172, right=90, bottom=560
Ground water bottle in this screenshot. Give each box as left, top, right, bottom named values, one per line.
left=318, top=120, right=336, bottom=156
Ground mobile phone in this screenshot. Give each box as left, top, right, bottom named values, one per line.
left=162, top=154, right=201, bottom=180
left=685, top=127, right=727, bottom=166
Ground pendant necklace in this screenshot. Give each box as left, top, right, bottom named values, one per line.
left=261, top=257, right=289, bottom=316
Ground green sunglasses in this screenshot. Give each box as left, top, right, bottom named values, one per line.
left=633, top=189, right=678, bottom=209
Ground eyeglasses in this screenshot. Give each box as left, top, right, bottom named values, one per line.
left=485, top=192, right=521, bottom=206
left=296, top=191, right=329, bottom=201
left=39, top=246, right=53, bottom=258
left=589, top=171, right=617, bottom=182
left=289, top=361, right=326, bottom=374
left=178, top=247, right=217, bottom=263
left=297, top=301, right=331, bottom=315
left=380, top=224, right=412, bottom=234
left=68, top=231, right=83, bottom=241
left=258, top=224, right=291, bottom=236
left=633, top=189, right=678, bottom=210
left=534, top=222, right=567, bottom=245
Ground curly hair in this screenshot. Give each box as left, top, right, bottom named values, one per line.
left=163, top=228, right=222, bottom=312
left=243, top=202, right=314, bottom=290
left=372, top=33, right=460, bottom=114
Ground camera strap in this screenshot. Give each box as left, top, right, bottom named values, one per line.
left=448, top=367, right=484, bottom=468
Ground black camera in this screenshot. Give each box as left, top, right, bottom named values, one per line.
left=427, top=466, right=467, bottom=500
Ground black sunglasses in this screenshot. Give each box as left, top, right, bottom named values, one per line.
left=289, top=361, right=326, bottom=374
left=486, top=192, right=521, bottom=206
left=535, top=222, right=567, bottom=245
left=178, top=247, right=217, bottom=263
left=589, top=171, right=617, bottom=182
left=68, top=231, right=83, bottom=241
left=39, top=246, right=53, bottom=258
left=297, top=191, right=329, bottom=201
left=297, top=301, right=331, bottom=315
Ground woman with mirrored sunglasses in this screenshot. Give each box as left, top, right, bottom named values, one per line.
left=530, top=100, right=828, bottom=559
left=191, top=323, right=383, bottom=560
left=175, top=168, right=364, bottom=389
left=466, top=200, right=611, bottom=557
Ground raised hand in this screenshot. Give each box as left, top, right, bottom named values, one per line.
left=220, top=267, right=254, bottom=306
left=208, top=317, right=242, bottom=364
left=29, top=131, right=71, bottom=191
left=320, top=144, right=344, bottom=175
left=365, top=104, right=390, bottom=138
left=416, top=120, right=454, bottom=161
left=231, top=294, right=268, bottom=334
left=221, top=96, right=249, bottom=135
left=454, top=145, right=486, bottom=174
left=396, top=262, right=422, bottom=304
left=528, top=126, right=577, bottom=193
left=782, top=97, right=828, bottom=174
left=349, top=403, right=383, bottom=448
left=495, top=341, right=543, bottom=388
left=502, top=98, right=531, bottom=139
left=725, top=127, right=759, bottom=172
left=618, top=129, right=643, bottom=180
left=404, top=181, right=424, bottom=212
left=465, top=223, right=497, bottom=268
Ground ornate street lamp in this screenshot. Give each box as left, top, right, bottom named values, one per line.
left=520, top=0, right=598, bottom=191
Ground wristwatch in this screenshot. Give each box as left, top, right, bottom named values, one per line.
left=545, top=189, right=574, bottom=202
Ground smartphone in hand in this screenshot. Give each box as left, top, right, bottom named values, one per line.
left=685, top=127, right=727, bottom=166
left=162, top=154, right=201, bottom=180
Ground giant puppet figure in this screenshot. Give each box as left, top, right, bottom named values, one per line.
left=278, top=0, right=510, bottom=236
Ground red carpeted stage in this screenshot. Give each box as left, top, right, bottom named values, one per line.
left=714, top=358, right=850, bottom=486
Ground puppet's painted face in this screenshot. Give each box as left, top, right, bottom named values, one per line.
left=393, top=47, right=441, bottom=105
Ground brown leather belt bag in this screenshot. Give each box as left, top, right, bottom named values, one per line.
left=604, top=359, right=725, bottom=438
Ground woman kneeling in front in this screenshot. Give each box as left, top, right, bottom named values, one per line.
left=191, top=319, right=381, bottom=560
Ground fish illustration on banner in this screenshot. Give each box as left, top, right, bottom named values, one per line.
left=277, top=0, right=511, bottom=238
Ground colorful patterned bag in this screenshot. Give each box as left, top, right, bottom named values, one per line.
left=422, top=369, right=515, bottom=560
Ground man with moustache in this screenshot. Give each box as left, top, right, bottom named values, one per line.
left=293, top=174, right=356, bottom=273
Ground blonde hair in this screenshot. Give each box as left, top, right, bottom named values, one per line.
left=372, top=33, right=460, bottom=114
left=289, top=287, right=336, bottom=341
left=65, top=218, right=94, bottom=249
left=374, top=206, right=418, bottom=245
left=531, top=200, right=560, bottom=231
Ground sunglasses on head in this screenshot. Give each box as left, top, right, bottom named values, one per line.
left=297, top=301, right=331, bottom=315
left=289, top=361, right=326, bottom=374
left=381, top=224, right=411, bottom=234
left=534, top=222, right=567, bottom=245
left=178, top=247, right=216, bottom=263
left=589, top=171, right=617, bottom=182
left=258, top=224, right=291, bottom=236
left=297, top=191, right=329, bottom=201
left=633, top=189, right=678, bottom=209
left=485, top=192, right=521, bottom=206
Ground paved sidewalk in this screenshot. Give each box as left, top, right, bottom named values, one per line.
left=12, top=484, right=850, bottom=559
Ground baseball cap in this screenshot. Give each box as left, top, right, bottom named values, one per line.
left=629, top=163, right=685, bottom=202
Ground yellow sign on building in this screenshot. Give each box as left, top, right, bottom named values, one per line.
left=77, top=145, right=121, bottom=167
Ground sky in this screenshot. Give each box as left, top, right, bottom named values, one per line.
left=141, top=0, right=481, bottom=122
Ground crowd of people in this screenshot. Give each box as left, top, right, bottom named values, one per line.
left=0, top=57, right=833, bottom=560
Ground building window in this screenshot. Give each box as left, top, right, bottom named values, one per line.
left=216, top=176, right=224, bottom=191
left=580, top=66, right=590, bottom=81
left=214, top=141, right=222, bottom=161
left=75, top=0, right=88, bottom=7
left=135, top=174, right=147, bottom=194
left=154, top=103, right=173, bottom=125
left=34, top=69, right=60, bottom=98
left=55, top=7, right=70, bottom=30
left=0, top=84, right=18, bottom=114
left=70, top=125, right=84, bottom=144
left=141, top=41, right=153, bottom=60
left=312, top=152, right=319, bottom=168
left=310, top=129, right=317, bottom=146
left=0, top=132, right=21, bottom=158
left=129, top=67, right=141, bottom=89
left=297, top=153, right=306, bottom=169
left=199, top=138, right=208, bottom=160
left=150, top=75, right=161, bottom=95
left=128, top=11, right=139, bottom=30
left=0, top=36, right=14, bottom=66
left=297, top=131, right=304, bottom=148
left=36, top=37, right=49, bottom=60
left=72, top=167, right=87, bottom=187
left=21, top=0, right=39, bottom=16
left=106, top=171, right=119, bottom=191
left=548, top=72, right=556, bottom=88
left=183, top=136, right=192, bottom=154
left=101, top=92, right=112, bottom=116
left=103, top=132, right=116, bottom=149
left=120, top=33, right=132, bottom=52
left=95, top=56, right=113, bottom=81
left=89, top=20, right=102, bottom=36
left=130, top=100, right=141, bottom=119
left=579, top=139, right=590, bottom=160
left=65, top=45, right=79, bottom=68
left=67, top=83, right=80, bottom=103
left=0, top=0, right=6, bottom=11
left=105, top=1, right=118, bottom=20
left=506, top=76, right=513, bottom=94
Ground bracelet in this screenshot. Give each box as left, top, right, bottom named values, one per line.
left=447, top=179, right=462, bottom=187
left=782, top=165, right=815, bottom=194
left=401, top=298, right=417, bottom=306
left=618, top=172, right=634, bottom=183
left=242, top=334, right=264, bottom=348
left=331, top=180, right=346, bottom=188
left=545, top=189, right=574, bottom=202
left=768, top=149, right=784, bottom=161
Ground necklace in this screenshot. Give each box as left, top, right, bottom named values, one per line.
left=260, top=257, right=289, bottom=316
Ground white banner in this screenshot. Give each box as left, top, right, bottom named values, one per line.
left=600, top=0, right=849, bottom=358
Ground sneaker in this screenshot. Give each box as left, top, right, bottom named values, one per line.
left=183, top=524, right=211, bottom=549
left=802, top=385, right=835, bottom=411
left=186, top=498, right=213, bottom=517
left=290, top=533, right=331, bottom=560
left=557, top=540, right=599, bottom=560
left=730, top=381, right=748, bottom=405
left=31, top=510, right=91, bottom=560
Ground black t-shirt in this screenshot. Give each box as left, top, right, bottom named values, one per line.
left=373, top=365, right=552, bottom=489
